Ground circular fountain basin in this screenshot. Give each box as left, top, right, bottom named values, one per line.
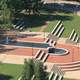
left=47, top=47, right=69, bottom=56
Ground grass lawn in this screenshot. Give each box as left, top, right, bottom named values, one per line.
left=0, top=63, right=77, bottom=80
left=27, top=12, right=80, bottom=37
left=0, top=63, right=23, bottom=80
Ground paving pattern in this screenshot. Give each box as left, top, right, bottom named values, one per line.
left=0, top=34, right=80, bottom=79
left=1, top=37, right=80, bottom=64
left=47, top=43, right=80, bottom=63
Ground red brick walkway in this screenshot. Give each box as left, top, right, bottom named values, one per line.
left=47, top=43, right=80, bottom=63
left=17, top=37, right=45, bottom=42
left=3, top=37, right=80, bottom=64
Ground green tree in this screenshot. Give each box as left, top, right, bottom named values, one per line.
left=34, top=60, right=47, bottom=80
left=0, top=0, right=13, bottom=29
left=8, top=0, right=24, bottom=13
left=23, top=0, right=43, bottom=15
left=21, top=59, right=48, bottom=80
left=21, top=59, right=34, bottom=80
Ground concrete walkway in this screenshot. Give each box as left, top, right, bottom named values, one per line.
left=0, top=54, right=80, bottom=80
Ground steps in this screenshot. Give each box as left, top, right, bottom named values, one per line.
left=48, top=64, right=64, bottom=80
left=58, top=61, right=80, bottom=72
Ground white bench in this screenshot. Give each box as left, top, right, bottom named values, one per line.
left=69, top=29, right=75, bottom=40
left=54, top=24, right=63, bottom=36
left=71, top=33, right=77, bottom=41
left=51, top=21, right=61, bottom=34
left=75, top=35, right=79, bottom=43
left=57, top=27, right=64, bottom=38
left=16, top=22, right=24, bottom=29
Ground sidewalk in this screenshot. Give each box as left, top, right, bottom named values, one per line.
left=45, top=0, right=80, bottom=5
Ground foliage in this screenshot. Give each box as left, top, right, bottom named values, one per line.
left=23, top=0, right=43, bottom=15
left=21, top=59, right=47, bottom=80
left=7, top=0, right=24, bottom=13
left=34, top=61, right=47, bottom=80
left=7, top=0, right=43, bottom=15
left=21, top=59, right=34, bottom=80
left=0, top=0, right=43, bottom=29
left=0, top=0, right=13, bottom=29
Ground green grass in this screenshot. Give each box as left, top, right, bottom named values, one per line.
left=27, top=13, right=80, bottom=38
left=0, top=63, right=77, bottom=80
left=0, top=63, right=23, bottom=80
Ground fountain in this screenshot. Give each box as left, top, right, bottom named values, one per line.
left=6, top=36, right=9, bottom=44
left=0, top=30, right=17, bottom=44
left=47, top=47, right=69, bottom=56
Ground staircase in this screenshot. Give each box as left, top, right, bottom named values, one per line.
left=58, top=61, right=80, bottom=72
left=49, top=64, right=64, bottom=80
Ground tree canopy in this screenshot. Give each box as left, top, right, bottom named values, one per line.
left=21, top=59, right=47, bottom=80
left=0, top=0, right=43, bottom=29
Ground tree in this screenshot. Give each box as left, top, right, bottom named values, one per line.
left=0, top=0, right=13, bottom=29
left=0, top=0, right=44, bottom=29
left=23, top=0, right=43, bottom=15
left=21, top=59, right=48, bottom=80
left=8, top=0, right=43, bottom=15
left=8, top=0, right=24, bottom=13
left=21, top=59, right=34, bottom=80
left=34, top=60, right=47, bottom=80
